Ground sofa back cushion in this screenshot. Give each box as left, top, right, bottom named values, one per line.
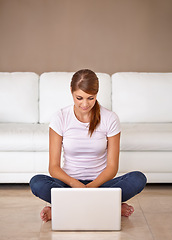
left=112, top=72, right=172, bottom=122
left=0, top=72, right=39, bottom=123
left=39, top=72, right=111, bottom=123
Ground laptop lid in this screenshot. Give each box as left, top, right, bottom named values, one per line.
left=51, top=188, right=121, bottom=231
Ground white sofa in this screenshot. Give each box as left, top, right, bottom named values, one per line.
left=0, top=72, right=172, bottom=183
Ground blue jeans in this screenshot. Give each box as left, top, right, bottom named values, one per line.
left=30, top=171, right=147, bottom=203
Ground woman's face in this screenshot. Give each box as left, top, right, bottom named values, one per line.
left=72, top=89, right=97, bottom=114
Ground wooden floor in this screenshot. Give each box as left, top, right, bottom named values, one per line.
left=0, top=183, right=172, bottom=240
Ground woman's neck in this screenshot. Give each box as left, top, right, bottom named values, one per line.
left=73, top=106, right=91, bottom=123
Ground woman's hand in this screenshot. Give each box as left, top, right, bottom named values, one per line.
left=70, top=178, right=86, bottom=188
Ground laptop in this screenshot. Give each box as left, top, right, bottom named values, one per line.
left=51, top=188, right=121, bottom=231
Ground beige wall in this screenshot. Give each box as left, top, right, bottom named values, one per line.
left=0, top=0, right=172, bottom=75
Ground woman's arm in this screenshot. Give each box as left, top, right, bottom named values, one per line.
left=49, top=128, right=86, bottom=188
left=86, top=132, right=121, bottom=188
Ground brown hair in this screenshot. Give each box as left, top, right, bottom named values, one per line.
left=71, top=69, right=100, bottom=136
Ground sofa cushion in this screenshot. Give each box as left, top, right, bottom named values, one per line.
left=0, top=72, right=39, bottom=123
left=112, top=72, right=172, bottom=122
left=39, top=72, right=111, bottom=123
left=120, top=123, right=172, bottom=151
left=0, top=123, right=49, bottom=151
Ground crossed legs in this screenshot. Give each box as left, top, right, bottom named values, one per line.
left=30, top=171, right=147, bottom=221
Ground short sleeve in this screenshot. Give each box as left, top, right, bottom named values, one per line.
left=107, top=112, right=121, bottom=137
left=49, top=110, right=63, bottom=136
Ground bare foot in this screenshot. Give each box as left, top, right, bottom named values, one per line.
left=40, top=206, right=51, bottom=222
left=121, top=203, right=134, bottom=217
left=40, top=203, right=134, bottom=221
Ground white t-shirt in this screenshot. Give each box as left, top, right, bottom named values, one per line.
left=49, top=104, right=121, bottom=180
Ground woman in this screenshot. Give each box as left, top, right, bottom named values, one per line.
left=30, top=69, right=147, bottom=222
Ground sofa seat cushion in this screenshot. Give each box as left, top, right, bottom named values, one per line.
left=121, top=123, right=172, bottom=151
left=0, top=124, right=49, bottom=151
